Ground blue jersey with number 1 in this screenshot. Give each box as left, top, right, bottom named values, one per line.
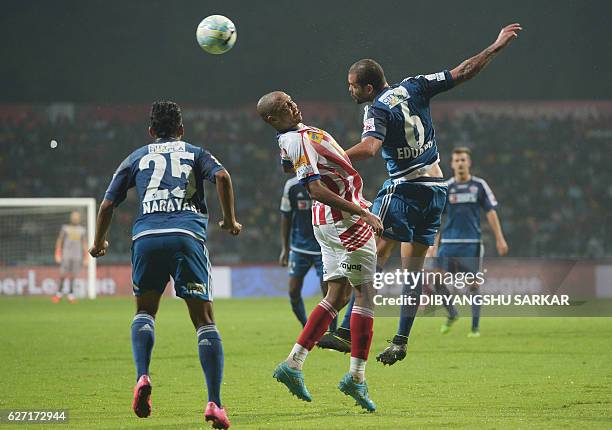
left=104, top=139, right=224, bottom=242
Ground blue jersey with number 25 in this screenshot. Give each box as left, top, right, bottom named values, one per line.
left=104, top=139, right=224, bottom=242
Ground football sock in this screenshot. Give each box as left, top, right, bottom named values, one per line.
left=290, top=296, right=308, bottom=327
left=337, top=266, right=382, bottom=336
left=328, top=315, right=338, bottom=333
left=291, top=299, right=337, bottom=365
left=350, top=357, right=367, bottom=383
left=197, top=324, right=224, bottom=407
left=338, top=293, right=355, bottom=332
left=350, top=306, right=374, bottom=382
left=395, top=280, right=423, bottom=344
left=286, top=343, right=309, bottom=370
left=56, top=278, right=65, bottom=296
left=435, top=283, right=458, bottom=318
left=131, top=313, right=155, bottom=381
left=470, top=287, right=481, bottom=331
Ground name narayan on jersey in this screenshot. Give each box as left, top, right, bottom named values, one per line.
left=142, top=197, right=199, bottom=215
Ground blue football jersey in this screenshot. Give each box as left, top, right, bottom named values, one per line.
left=362, top=70, right=453, bottom=179
left=280, top=176, right=321, bottom=255
left=104, top=139, right=224, bottom=242
left=440, top=176, right=498, bottom=243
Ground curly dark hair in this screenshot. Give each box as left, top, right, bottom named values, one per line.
left=150, top=101, right=182, bottom=138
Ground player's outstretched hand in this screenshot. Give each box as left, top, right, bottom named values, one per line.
left=496, top=238, right=509, bottom=256
left=89, top=241, right=109, bottom=258
left=219, top=219, right=242, bottom=236
left=360, top=209, right=384, bottom=236
left=494, top=23, right=522, bottom=50
left=279, top=248, right=289, bottom=266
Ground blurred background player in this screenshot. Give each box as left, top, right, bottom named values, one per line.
left=88, top=101, right=241, bottom=429
left=318, top=23, right=522, bottom=365
left=433, top=147, right=508, bottom=337
left=258, top=91, right=383, bottom=412
left=279, top=176, right=337, bottom=332
left=53, top=210, right=87, bottom=303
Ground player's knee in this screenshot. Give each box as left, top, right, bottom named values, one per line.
left=288, top=279, right=303, bottom=300
left=323, top=290, right=345, bottom=310
left=288, top=288, right=301, bottom=301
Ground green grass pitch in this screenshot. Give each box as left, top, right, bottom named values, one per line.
left=1, top=297, right=611, bottom=429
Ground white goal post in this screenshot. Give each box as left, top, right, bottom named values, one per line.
left=0, top=198, right=97, bottom=299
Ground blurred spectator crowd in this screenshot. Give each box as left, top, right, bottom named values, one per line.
left=1, top=102, right=610, bottom=264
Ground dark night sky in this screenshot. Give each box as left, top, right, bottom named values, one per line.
left=1, top=0, right=611, bottom=105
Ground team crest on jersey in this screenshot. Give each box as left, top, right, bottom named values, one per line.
left=307, top=131, right=324, bottom=144
left=363, top=118, right=375, bottom=133
left=469, top=185, right=479, bottom=194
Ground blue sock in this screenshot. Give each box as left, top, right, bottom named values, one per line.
left=131, top=313, right=155, bottom=381
left=328, top=315, right=338, bottom=332
left=197, top=324, right=224, bottom=407
left=435, top=283, right=458, bottom=319
left=395, top=281, right=423, bottom=344
left=470, top=287, right=481, bottom=331
left=290, top=297, right=308, bottom=327
left=338, top=293, right=355, bottom=331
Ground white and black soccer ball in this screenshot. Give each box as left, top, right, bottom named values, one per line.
left=196, top=15, right=237, bottom=55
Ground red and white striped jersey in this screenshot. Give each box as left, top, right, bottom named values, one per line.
left=278, top=124, right=371, bottom=226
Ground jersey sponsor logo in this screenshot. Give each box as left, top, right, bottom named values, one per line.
left=297, top=200, right=311, bottom=210
left=142, top=198, right=198, bottom=215
left=293, top=154, right=309, bottom=169
left=449, top=192, right=478, bottom=204
left=186, top=281, right=207, bottom=295
left=378, top=86, right=409, bottom=108
left=424, top=72, right=445, bottom=82
left=363, top=117, right=375, bottom=133
left=396, top=140, right=434, bottom=160
left=294, top=155, right=315, bottom=179
left=148, top=141, right=186, bottom=154
left=340, top=262, right=362, bottom=271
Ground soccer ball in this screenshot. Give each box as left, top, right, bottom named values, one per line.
left=196, top=15, right=237, bottom=55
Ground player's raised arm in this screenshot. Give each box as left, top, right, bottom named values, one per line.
left=450, top=23, right=522, bottom=86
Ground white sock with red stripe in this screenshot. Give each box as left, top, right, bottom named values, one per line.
left=349, top=357, right=367, bottom=383
left=286, top=343, right=309, bottom=370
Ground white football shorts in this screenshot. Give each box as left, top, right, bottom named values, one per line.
left=313, top=216, right=377, bottom=286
